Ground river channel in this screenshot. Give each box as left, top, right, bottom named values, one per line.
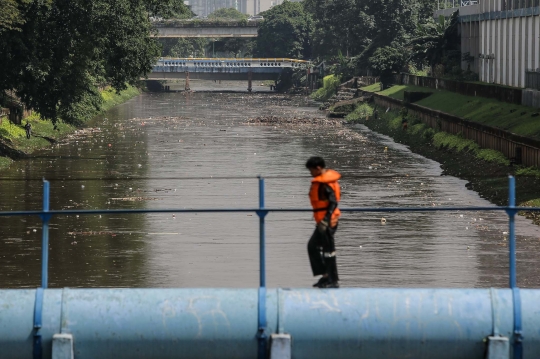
left=1, top=81, right=540, bottom=289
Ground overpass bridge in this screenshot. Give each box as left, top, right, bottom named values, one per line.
left=152, top=20, right=260, bottom=38
left=148, top=57, right=311, bottom=91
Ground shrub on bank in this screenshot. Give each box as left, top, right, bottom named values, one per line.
left=0, top=85, right=140, bottom=167
left=345, top=103, right=373, bottom=122
left=311, top=75, right=340, bottom=102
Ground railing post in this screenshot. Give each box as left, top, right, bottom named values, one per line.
left=508, top=175, right=516, bottom=288
left=256, top=176, right=268, bottom=359
left=507, top=176, right=523, bottom=359
left=41, top=180, right=51, bottom=288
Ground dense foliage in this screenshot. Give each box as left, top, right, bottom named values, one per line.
left=208, top=8, right=248, bottom=20
left=0, top=0, right=188, bottom=124
left=258, top=0, right=463, bottom=81
left=255, top=1, right=313, bottom=59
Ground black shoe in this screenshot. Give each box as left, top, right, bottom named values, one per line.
left=313, top=276, right=330, bottom=288
left=322, top=280, right=340, bottom=289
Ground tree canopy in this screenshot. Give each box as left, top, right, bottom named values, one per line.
left=255, top=1, right=312, bottom=59
left=255, top=0, right=448, bottom=78
left=0, top=0, right=189, bottom=124
left=208, top=8, right=248, bottom=20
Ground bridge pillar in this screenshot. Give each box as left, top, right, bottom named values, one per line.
left=185, top=72, right=190, bottom=91
left=248, top=71, right=253, bottom=93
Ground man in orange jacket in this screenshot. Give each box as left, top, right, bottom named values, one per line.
left=305, top=156, right=341, bottom=288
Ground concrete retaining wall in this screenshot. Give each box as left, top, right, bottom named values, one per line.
left=366, top=91, right=540, bottom=168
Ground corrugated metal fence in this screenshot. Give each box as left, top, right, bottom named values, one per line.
left=371, top=93, right=540, bottom=168
left=525, top=69, right=540, bottom=91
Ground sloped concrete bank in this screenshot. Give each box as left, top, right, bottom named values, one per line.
left=349, top=102, right=540, bottom=225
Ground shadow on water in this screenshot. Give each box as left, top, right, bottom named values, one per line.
left=1, top=82, right=539, bottom=289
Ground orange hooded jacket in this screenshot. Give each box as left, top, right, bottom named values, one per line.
left=309, top=169, right=341, bottom=225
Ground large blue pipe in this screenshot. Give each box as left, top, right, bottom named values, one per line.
left=1, top=288, right=539, bottom=359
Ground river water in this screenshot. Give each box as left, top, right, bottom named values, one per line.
left=1, top=82, right=540, bottom=289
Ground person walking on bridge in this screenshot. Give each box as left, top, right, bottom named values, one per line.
left=305, top=157, right=341, bottom=288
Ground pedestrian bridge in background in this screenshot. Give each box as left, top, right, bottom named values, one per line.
left=152, top=21, right=261, bottom=38
left=148, top=57, right=310, bottom=81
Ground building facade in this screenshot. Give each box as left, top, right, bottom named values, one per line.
left=437, top=0, right=540, bottom=88
left=186, top=0, right=288, bottom=17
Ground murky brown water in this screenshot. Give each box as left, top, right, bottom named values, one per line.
left=1, top=82, right=540, bottom=289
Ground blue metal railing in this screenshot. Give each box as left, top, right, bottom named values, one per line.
left=1, top=175, right=540, bottom=359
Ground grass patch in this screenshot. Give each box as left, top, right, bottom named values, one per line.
left=101, top=86, right=140, bottom=112
left=520, top=198, right=540, bottom=207
left=432, top=132, right=510, bottom=165
left=0, top=156, right=12, bottom=170
left=516, top=167, right=540, bottom=178
left=364, top=84, right=540, bottom=140
left=345, top=103, right=373, bottom=122
left=360, top=83, right=381, bottom=92
left=311, top=75, right=340, bottom=102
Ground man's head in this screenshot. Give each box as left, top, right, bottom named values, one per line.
left=305, top=156, right=326, bottom=177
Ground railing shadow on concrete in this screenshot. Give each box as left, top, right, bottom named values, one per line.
left=1, top=176, right=540, bottom=359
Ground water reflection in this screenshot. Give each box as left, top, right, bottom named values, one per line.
left=1, top=85, right=539, bottom=289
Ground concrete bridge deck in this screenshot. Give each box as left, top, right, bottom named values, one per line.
left=152, top=21, right=261, bottom=38
left=148, top=58, right=310, bottom=81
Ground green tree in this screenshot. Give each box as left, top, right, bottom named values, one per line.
left=213, top=38, right=255, bottom=57
left=255, top=1, right=313, bottom=59
left=169, top=38, right=209, bottom=57
left=368, top=46, right=409, bottom=88
left=0, top=0, right=33, bottom=32
left=410, top=11, right=461, bottom=76
left=208, top=7, right=248, bottom=20
left=0, top=0, right=188, bottom=124
left=303, top=0, right=437, bottom=76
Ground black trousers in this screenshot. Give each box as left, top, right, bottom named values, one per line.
left=307, top=224, right=339, bottom=281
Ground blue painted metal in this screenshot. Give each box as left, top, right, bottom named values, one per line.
left=506, top=176, right=523, bottom=359
left=40, top=180, right=51, bottom=288
left=2, top=176, right=540, bottom=358
left=256, top=176, right=268, bottom=359
left=2, top=288, right=540, bottom=359
left=33, top=287, right=44, bottom=359
left=2, top=206, right=540, bottom=218
left=507, top=176, right=517, bottom=289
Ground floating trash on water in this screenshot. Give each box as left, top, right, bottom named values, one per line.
left=384, top=147, right=388, bottom=153
left=467, top=246, right=470, bottom=250
left=381, top=218, right=387, bottom=224
left=503, top=231, right=508, bottom=235
left=459, top=214, right=464, bottom=218
left=81, top=185, right=85, bottom=189
left=33, top=229, right=37, bottom=233
left=76, top=215, right=79, bottom=218
left=137, top=164, right=142, bottom=168
left=129, top=188, right=133, bottom=191
left=359, top=245, right=362, bottom=248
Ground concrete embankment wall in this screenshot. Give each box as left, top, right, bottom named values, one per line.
left=366, top=92, right=540, bottom=168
